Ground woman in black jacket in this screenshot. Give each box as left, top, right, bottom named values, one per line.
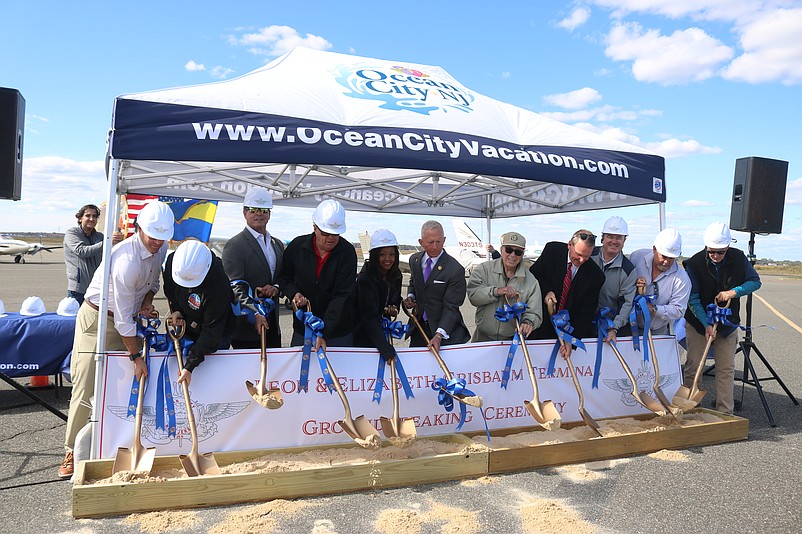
left=353, top=229, right=403, bottom=361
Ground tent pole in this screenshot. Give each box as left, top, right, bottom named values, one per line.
left=90, top=158, right=121, bottom=460
left=658, top=202, right=666, bottom=230
left=485, top=194, right=493, bottom=259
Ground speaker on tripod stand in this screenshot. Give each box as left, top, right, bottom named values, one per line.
left=727, top=156, right=798, bottom=426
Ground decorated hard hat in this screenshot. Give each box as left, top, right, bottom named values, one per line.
left=602, top=216, right=629, bottom=236
left=171, top=240, right=213, bottom=288
left=20, top=296, right=46, bottom=316
left=370, top=229, right=398, bottom=251
left=243, top=186, right=273, bottom=209
left=57, top=297, right=80, bottom=316
left=703, top=222, right=732, bottom=249
left=653, top=228, right=682, bottom=258
left=312, top=199, right=346, bottom=235
left=137, top=201, right=175, bottom=241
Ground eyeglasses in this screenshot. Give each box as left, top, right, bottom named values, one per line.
left=707, top=248, right=728, bottom=257
left=503, top=246, right=524, bottom=256
left=246, top=207, right=271, bottom=215
left=315, top=225, right=338, bottom=238
left=574, top=232, right=597, bottom=245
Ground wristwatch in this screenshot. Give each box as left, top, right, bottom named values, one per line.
left=128, top=353, right=142, bottom=361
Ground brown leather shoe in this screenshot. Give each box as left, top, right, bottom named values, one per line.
left=58, top=452, right=74, bottom=479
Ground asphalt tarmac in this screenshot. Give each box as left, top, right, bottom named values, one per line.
left=1, top=249, right=800, bottom=533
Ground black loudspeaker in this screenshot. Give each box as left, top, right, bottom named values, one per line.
left=729, top=156, right=788, bottom=235
left=0, top=87, right=25, bottom=201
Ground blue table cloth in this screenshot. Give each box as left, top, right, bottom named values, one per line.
left=0, top=312, right=74, bottom=378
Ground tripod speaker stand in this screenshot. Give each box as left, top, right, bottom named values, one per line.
left=734, top=232, right=799, bottom=426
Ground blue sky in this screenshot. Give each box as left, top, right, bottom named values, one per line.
left=2, top=0, right=800, bottom=260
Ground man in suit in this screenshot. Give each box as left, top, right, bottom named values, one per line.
left=530, top=229, right=604, bottom=356
left=222, top=187, right=285, bottom=348
left=403, top=220, right=470, bottom=350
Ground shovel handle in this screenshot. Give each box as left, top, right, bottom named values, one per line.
left=401, top=300, right=453, bottom=380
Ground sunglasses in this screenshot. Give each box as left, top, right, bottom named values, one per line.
left=246, top=207, right=270, bottom=215
left=503, top=246, right=524, bottom=256
left=315, top=225, right=338, bottom=238
left=575, top=232, right=596, bottom=244
left=707, top=248, right=728, bottom=257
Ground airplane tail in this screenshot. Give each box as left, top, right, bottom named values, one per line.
left=357, top=231, right=372, bottom=262
left=453, top=219, right=486, bottom=256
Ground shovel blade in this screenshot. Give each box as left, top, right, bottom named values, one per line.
left=180, top=452, right=221, bottom=477
left=672, top=385, right=705, bottom=410
left=111, top=445, right=156, bottom=475
left=246, top=380, right=284, bottom=409
left=379, top=416, right=397, bottom=438
left=635, top=390, right=668, bottom=416
left=524, top=399, right=562, bottom=430
left=579, top=409, right=604, bottom=437
left=458, top=394, right=483, bottom=408
left=339, top=416, right=382, bottom=450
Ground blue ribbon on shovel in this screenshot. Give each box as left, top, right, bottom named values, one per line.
left=706, top=302, right=745, bottom=330
left=593, top=308, right=619, bottom=389
left=294, top=308, right=331, bottom=393
left=547, top=310, right=587, bottom=376
left=630, top=294, right=654, bottom=363
left=494, top=301, right=528, bottom=388
left=373, top=318, right=414, bottom=404
left=431, top=377, right=490, bottom=440
left=230, top=279, right=275, bottom=323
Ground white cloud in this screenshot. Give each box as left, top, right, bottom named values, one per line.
left=541, top=104, right=661, bottom=122
left=184, top=60, right=206, bottom=72
left=228, top=25, right=332, bottom=58
left=209, top=66, right=235, bottom=79
left=605, top=22, right=733, bottom=85
left=557, top=7, right=591, bottom=31
left=682, top=199, right=714, bottom=207
left=543, top=87, right=602, bottom=109
left=644, top=138, right=722, bottom=158
left=786, top=178, right=802, bottom=204
left=501, top=71, right=511, bottom=79
left=588, top=0, right=762, bottom=22
left=722, top=8, right=802, bottom=85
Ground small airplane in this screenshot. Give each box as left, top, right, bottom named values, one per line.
left=0, top=235, right=62, bottom=264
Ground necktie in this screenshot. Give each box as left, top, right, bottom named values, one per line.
left=558, top=262, right=573, bottom=311
left=422, top=257, right=433, bottom=321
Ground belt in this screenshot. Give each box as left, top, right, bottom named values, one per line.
left=85, top=300, right=115, bottom=318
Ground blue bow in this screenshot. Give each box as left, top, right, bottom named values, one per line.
left=593, top=308, right=618, bottom=389
left=295, top=309, right=332, bottom=393
left=547, top=310, right=587, bottom=376
left=432, top=377, right=490, bottom=441
left=373, top=318, right=414, bottom=404
left=495, top=301, right=528, bottom=389
left=630, top=294, right=655, bottom=362
left=706, top=302, right=745, bottom=330
left=230, top=279, right=275, bottom=323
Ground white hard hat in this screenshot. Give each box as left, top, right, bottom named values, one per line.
left=370, top=229, right=398, bottom=251
left=312, top=199, right=346, bottom=235
left=243, top=186, right=273, bottom=209
left=703, top=222, right=732, bottom=249
left=653, top=228, right=682, bottom=258
left=0, top=299, right=6, bottom=317
left=171, top=240, right=213, bottom=288
left=57, top=297, right=80, bottom=316
left=20, top=296, right=46, bottom=316
left=602, top=216, right=628, bottom=236
left=137, top=201, right=175, bottom=241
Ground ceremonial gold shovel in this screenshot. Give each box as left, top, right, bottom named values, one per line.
left=168, top=324, right=221, bottom=477
left=548, top=300, right=602, bottom=437
left=245, top=326, right=284, bottom=409
left=606, top=339, right=667, bottom=416
left=505, top=296, right=561, bottom=429
left=111, top=345, right=156, bottom=475
left=295, top=302, right=381, bottom=450
left=401, top=301, right=482, bottom=408
left=672, top=299, right=730, bottom=410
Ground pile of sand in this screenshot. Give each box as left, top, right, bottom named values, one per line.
left=207, top=499, right=316, bottom=534
left=519, top=497, right=596, bottom=534
left=375, top=499, right=481, bottom=534
left=123, top=510, right=198, bottom=533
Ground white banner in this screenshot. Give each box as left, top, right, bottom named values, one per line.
left=97, top=337, right=681, bottom=458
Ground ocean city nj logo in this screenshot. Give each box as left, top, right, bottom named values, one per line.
left=334, top=63, right=475, bottom=115
left=652, top=177, right=663, bottom=194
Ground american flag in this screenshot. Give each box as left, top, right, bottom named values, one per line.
left=120, top=193, right=183, bottom=238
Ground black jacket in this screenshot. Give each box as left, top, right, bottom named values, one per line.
left=277, top=233, right=357, bottom=340
left=163, top=253, right=235, bottom=372
left=353, top=266, right=402, bottom=361
left=683, top=247, right=748, bottom=336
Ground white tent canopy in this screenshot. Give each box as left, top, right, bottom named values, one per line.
left=108, top=47, right=666, bottom=217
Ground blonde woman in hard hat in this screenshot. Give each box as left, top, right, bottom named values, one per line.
left=60, top=200, right=174, bottom=479
left=682, top=223, right=761, bottom=414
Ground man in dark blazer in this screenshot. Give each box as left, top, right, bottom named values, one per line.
left=222, top=187, right=285, bottom=348
left=529, top=229, right=604, bottom=352
left=404, top=220, right=470, bottom=350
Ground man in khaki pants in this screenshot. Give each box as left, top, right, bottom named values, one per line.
left=59, top=201, right=174, bottom=478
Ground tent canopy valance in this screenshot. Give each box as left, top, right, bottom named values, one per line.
left=108, top=47, right=665, bottom=218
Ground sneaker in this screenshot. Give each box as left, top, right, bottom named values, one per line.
left=58, top=452, right=74, bottom=479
